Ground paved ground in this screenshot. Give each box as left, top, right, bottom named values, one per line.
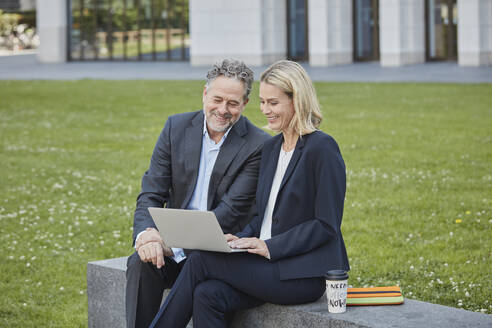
left=1, top=53, right=491, bottom=83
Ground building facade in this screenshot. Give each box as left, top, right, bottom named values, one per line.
left=37, top=0, right=492, bottom=66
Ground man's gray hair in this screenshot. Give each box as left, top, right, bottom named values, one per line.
left=206, top=58, right=254, bottom=100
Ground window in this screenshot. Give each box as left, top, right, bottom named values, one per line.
left=426, top=0, right=457, bottom=61
left=287, top=0, right=308, bottom=61
left=353, top=0, right=379, bottom=61
left=69, top=0, right=189, bottom=61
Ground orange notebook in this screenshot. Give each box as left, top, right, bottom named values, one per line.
left=347, top=286, right=404, bottom=306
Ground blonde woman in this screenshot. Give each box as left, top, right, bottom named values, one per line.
left=150, top=60, right=349, bottom=328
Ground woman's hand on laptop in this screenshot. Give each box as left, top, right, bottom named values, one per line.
left=228, top=237, right=271, bottom=259
left=224, top=234, right=239, bottom=242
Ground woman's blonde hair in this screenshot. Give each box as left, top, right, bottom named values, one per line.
left=260, top=60, right=322, bottom=135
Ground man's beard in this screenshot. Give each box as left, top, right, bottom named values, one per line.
left=205, top=110, right=236, bottom=133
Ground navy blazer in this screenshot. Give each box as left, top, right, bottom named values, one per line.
left=133, top=111, right=270, bottom=244
left=237, top=131, right=349, bottom=280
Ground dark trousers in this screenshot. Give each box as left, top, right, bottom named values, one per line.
left=149, top=251, right=325, bottom=328
left=126, top=252, right=186, bottom=328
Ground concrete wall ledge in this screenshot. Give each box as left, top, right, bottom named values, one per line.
left=87, top=257, right=492, bottom=328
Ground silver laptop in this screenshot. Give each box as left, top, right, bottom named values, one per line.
left=148, top=207, right=247, bottom=253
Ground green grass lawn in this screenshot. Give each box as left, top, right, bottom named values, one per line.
left=0, top=80, right=491, bottom=326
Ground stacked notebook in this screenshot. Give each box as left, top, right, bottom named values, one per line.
left=347, top=286, right=404, bottom=306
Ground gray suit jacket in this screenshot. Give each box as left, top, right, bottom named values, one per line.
left=132, top=110, right=271, bottom=243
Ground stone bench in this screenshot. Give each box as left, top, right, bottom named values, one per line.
left=87, top=257, right=492, bottom=328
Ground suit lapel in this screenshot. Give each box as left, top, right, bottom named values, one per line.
left=206, top=116, right=247, bottom=210
left=182, top=112, right=204, bottom=207
left=278, top=135, right=306, bottom=193
left=258, top=135, right=282, bottom=216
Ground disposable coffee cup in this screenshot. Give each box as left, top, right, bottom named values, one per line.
left=325, top=270, right=349, bottom=313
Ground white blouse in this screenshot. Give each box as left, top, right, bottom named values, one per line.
left=259, top=147, right=295, bottom=240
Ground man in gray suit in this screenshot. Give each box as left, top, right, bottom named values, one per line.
left=126, top=59, right=271, bottom=328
